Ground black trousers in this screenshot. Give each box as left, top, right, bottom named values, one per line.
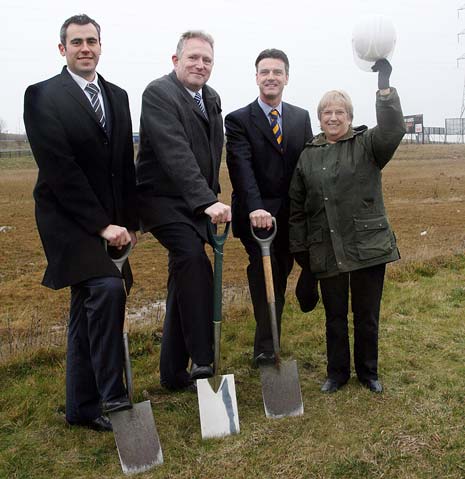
left=66, top=276, right=126, bottom=422
left=319, top=263, right=386, bottom=383
left=152, top=223, right=213, bottom=388
left=240, top=227, right=293, bottom=357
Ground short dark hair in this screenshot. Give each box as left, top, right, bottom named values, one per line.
left=60, top=14, right=101, bottom=45
left=255, top=49, right=289, bottom=75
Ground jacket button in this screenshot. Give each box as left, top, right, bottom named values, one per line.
left=322, top=167, right=326, bottom=170
left=324, top=197, right=328, bottom=201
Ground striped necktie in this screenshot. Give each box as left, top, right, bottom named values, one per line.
left=194, top=91, right=208, bottom=120
left=269, top=109, right=282, bottom=147
left=85, top=83, right=106, bottom=130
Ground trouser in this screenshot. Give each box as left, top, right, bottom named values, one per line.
left=66, top=276, right=126, bottom=422
left=240, top=231, right=293, bottom=358
left=152, top=223, right=213, bottom=388
left=319, top=263, right=386, bottom=383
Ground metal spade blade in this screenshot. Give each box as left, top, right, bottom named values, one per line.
left=197, top=374, right=240, bottom=439
left=109, top=401, right=163, bottom=474
left=259, top=360, right=304, bottom=419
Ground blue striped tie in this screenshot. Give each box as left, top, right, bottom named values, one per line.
left=85, top=83, right=106, bottom=130
left=194, top=91, right=208, bottom=120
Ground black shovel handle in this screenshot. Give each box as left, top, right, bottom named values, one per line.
left=104, top=240, right=133, bottom=403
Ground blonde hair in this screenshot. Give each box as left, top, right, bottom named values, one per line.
left=317, top=90, right=353, bottom=121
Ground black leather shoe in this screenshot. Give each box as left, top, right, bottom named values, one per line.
left=321, top=378, right=346, bottom=393
left=67, top=415, right=113, bottom=432
left=296, top=268, right=319, bottom=313
left=161, top=380, right=197, bottom=393
left=253, top=352, right=276, bottom=368
left=190, top=363, right=213, bottom=381
left=361, top=379, right=383, bottom=393
left=102, top=396, right=132, bottom=414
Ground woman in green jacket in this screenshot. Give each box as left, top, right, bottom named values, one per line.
left=289, top=59, right=405, bottom=394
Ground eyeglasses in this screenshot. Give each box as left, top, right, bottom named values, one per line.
left=321, top=109, right=348, bottom=118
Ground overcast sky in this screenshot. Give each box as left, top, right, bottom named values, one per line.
left=1, top=0, right=463, bottom=134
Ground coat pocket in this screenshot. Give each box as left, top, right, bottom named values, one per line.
left=307, top=227, right=326, bottom=273
left=354, top=215, right=393, bottom=260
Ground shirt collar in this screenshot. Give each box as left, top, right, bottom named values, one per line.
left=257, top=97, right=282, bottom=118
left=185, top=87, right=202, bottom=99
left=66, top=67, right=100, bottom=92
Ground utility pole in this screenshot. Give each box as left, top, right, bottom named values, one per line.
left=457, top=5, right=465, bottom=141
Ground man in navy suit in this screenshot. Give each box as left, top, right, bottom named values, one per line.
left=23, top=14, right=138, bottom=431
left=225, top=49, right=314, bottom=365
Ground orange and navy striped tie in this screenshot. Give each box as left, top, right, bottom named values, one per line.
left=269, top=109, right=282, bottom=147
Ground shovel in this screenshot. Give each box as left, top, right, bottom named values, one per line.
left=196, top=221, right=240, bottom=439
left=105, top=241, right=164, bottom=474
left=250, top=218, right=304, bottom=419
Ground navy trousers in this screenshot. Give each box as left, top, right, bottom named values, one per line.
left=66, top=276, right=126, bottom=422
left=319, top=263, right=386, bottom=383
left=152, top=223, right=213, bottom=389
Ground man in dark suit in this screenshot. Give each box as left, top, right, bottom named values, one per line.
left=136, top=31, right=230, bottom=391
left=225, top=49, right=316, bottom=366
left=23, top=14, right=138, bottom=431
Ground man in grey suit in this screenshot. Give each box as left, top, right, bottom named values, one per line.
left=136, top=31, right=230, bottom=391
left=225, top=49, right=317, bottom=366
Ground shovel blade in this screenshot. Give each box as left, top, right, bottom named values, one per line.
left=197, top=374, right=240, bottom=439
left=110, top=400, right=163, bottom=474
left=259, top=360, right=304, bottom=419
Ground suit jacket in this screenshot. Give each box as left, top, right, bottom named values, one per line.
left=225, top=99, right=312, bottom=239
left=23, top=66, right=138, bottom=290
left=135, top=71, right=224, bottom=241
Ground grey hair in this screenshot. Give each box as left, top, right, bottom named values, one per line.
left=175, top=30, right=214, bottom=57
left=317, top=90, right=354, bottom=121
left=60, top=14, right=101, bottom=45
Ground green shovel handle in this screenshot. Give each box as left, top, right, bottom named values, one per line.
left=207, top=221, right=230, bottom=324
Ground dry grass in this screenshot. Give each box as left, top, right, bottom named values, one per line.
left=1, top=144, right=465, bottom=358
left=1, top=145, right=465, bottom=478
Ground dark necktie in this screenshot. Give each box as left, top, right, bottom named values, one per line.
left=85, top=83, right=106, bottom=130
left=194, top=91, right=208, bottom=120
left=269, top=109, right=282, bottom=147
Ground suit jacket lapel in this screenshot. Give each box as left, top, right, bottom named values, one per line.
left=98, top=76, right=113, bottom=137
left=251, top=100, right=282, bottom=154
left=281, top=102, right=291, bottom=152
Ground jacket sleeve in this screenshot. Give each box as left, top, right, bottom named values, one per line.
left=139, top=83, right=217, bottom=213
left=363, top=87, right=406, bottom=169
left=24, top=84, right=111, bottom=235
left=225, top=113, right=264, bottom=214
left=288, top=153, right=309, bottom=253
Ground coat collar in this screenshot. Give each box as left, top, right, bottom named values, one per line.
left=59, top=66, right=110, bottom=136
left=168, top=70, right=213, bottom=124
left=311, top=125, right=367, bottom=146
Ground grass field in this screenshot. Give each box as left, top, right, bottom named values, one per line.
left=0, top=145, right=464, bottom=478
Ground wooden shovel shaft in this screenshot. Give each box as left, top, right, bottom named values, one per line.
left=261, top=255, right=280, bottom=362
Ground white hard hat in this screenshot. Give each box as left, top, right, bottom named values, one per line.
left=352, top=15, right=396, bottom=71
